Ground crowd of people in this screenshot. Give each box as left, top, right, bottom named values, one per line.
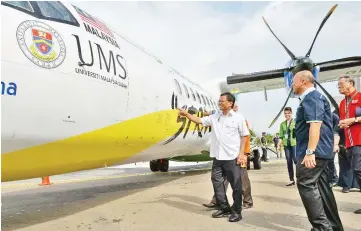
left=177, top=72, right=361, bottom=230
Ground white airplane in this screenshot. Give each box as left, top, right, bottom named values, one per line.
left=1, top=1, right=220, bottom=182
left=220, top=4, right=361, bottom=128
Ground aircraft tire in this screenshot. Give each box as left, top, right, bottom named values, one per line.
left=158, top=159, right=169, bottom=172
left=253, top=150, right=262, bottom=170
left=150, top=160, right=159, bottom=172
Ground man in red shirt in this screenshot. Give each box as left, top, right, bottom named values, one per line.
left=338, top=75, right=361, bottom=215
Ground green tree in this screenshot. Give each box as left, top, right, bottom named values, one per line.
left=249, top=129, right=257, bottom=138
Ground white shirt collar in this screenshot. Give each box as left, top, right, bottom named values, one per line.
left=218, top=109, right=236, bottom=119
left=300, top=87, right=315, bottom=102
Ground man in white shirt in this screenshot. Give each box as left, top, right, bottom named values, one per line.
left=178, top=92, right=249, bottom=222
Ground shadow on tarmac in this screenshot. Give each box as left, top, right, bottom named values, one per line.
left=142, top=193, right=360, bottom=231
left=1, top=169, right=209, bottom=231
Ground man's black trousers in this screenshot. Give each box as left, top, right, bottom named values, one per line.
left=211, top=158, right=242, bottom=213
left=296, top=158, right=343, bottom=231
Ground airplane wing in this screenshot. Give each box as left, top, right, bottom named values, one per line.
left=220, top=56, right=361, bottom=94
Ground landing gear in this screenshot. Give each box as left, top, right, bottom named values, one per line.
left=253, top=149, right=261, bottom=170
left=150, top=160, right=158, bottom=172
left=149, top=159, right=169, bottom=172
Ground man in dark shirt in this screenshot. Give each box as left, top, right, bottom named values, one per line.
left=292, top=70, right=343, bottom=231
left=261, top=132, right=268, bottom=162
left=273, top=133, right=282, bottom=158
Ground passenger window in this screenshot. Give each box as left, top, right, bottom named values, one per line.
left=37, top=1, right=77, bottom=24
left=196, top=92, right=201, bottom=104
left=205, top=97, right=211, bottom=108
left=189, top=88, right=196, bottom=101
left=174, top=79, right=182, bottom=95
left=212, top=101, right=217, bottom=109
left=201, top=95, right=206, bottom=106
left=2, top=1, right=33, bottom=12
left=182, top=84, right=190, bottom=98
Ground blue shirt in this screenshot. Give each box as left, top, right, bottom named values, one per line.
left=332, top=113, right=339, bottom=135
left=295, top=89, right=334, bottom=161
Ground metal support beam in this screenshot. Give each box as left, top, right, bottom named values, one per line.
left=264, top=86, right=268, bottom=101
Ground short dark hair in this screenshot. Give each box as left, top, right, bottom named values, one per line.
left=284, top=107, right=292, bottom=113
left=220, top=92, right=236, bottom=108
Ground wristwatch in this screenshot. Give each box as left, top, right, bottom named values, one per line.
left=355, top=117, right=359, bottom=123
left=306, top=149, right=315, bottom=155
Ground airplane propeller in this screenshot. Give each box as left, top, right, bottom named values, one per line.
left=262, top=4, right=339, bottom=128
left=268, top=88, right=294, bottom=128
left=314, top=79, right=339, bottom=115
left=305, top=4, right=338, bottom=57
left=262, top=17, right=296, bottom=60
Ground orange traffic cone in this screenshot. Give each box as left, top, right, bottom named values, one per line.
left=39, top=176, right=52, bottom=186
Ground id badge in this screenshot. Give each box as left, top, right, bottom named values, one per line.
left=284, top=134, right=288, bottom=139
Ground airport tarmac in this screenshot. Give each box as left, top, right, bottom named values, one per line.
left=2, top=159, right=361, bottom=231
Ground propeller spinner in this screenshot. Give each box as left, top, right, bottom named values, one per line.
left=262, top=4, right=339, bottom=128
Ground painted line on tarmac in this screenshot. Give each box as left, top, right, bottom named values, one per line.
left=1, top=167, right=212, bottom=189
left=1, top=161, right=283, bottom=189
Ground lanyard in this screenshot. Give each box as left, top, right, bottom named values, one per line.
left=345, top=92, right=358, bottom=118
left=287, top=119, right=293, bottom=130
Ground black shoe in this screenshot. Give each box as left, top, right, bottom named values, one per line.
left=354, top=209, right=361, bottom=214
left=229, top=212, right=242, bottom=222
left=212, top=209, right=231, bottom=218
left=202, top=203, right=219, bottom=209
left=342, top=187, right=350, bottom=193
left=286, top=181, right=295, bottom=186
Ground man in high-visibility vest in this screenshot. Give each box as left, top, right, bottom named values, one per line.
left=203, top=105, right=253, bottom=209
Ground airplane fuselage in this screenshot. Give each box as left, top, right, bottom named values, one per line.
left=1, top=1, right=219, bottom=182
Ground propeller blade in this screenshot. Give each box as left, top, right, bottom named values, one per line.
left=314, top=79, right=339, bottom=115
left=262, top=16, right=296, bottom=60
left=305, top=4, right=338, bottom=57
left=313, top=56, right=361, bottom=66
left=268, top=88, right=294, bottom=128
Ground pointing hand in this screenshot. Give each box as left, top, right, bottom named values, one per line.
left=177, top=108, right=187, bottom=117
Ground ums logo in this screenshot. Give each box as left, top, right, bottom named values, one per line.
left=16, top=20, right=66, bottom=69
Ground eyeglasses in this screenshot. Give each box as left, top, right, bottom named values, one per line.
left=218, top=100, right=228, bottom=103
left=337, top=82, right=349, bottom=87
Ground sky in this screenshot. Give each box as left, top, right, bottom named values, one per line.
left=72, top=1, right=361, bottom=135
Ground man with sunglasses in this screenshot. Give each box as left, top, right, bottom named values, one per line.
left=178, top=92, right=249, bottom=222
left=337, top=76, right=361, bottom=215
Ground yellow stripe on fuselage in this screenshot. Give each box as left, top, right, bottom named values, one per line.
left=1, top=109, right=185, bottom=182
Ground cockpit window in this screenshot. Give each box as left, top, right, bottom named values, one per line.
left=37, top=1, right=77, bottom=24
left=1, top=1, right=79, bottom=27
left=2, top=1, right=33, bottom=12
